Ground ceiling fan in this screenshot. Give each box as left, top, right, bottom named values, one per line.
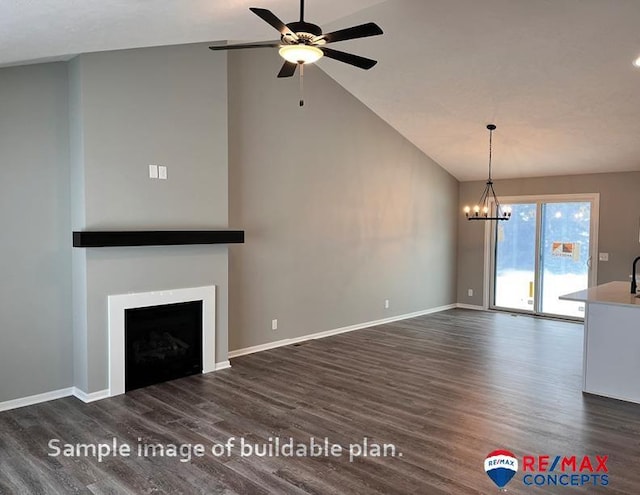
left=209, top=0, right=383, bottom=104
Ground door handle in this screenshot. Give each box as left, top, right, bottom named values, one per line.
left=587, top=256, right=592, bottom=268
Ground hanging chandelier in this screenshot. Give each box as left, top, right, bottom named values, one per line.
left=464, top=124, right=511, bottom=221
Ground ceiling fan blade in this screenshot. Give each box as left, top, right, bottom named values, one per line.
left=316, top=22, right=383, bottom=44
left=209, top=41, right=280, bottom=51
left=277, top=61, right=298, bottom=78
left=249, top=7, right=298, bottom=40
left=320, top=47, right=378, bottom=70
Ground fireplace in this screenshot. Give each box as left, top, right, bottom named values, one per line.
left=125, top=301, right=203, bottom=391
left=108, top=286, right=216, bottom=397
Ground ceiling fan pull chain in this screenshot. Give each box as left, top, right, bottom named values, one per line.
left=299, top=63, right=305, bottom=107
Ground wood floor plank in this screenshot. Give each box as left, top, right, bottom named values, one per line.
left=2, top=309, right=640, bottom=493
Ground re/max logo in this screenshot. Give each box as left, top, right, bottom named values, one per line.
left=522, top=455, right=609, bottom=473
left=486, top=458, right=516, bottom=468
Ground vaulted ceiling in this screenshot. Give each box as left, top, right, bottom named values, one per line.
left=3, top=0, right=640, bottom=181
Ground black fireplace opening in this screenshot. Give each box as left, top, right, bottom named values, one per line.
left=125, top=300, right=203, bottom=392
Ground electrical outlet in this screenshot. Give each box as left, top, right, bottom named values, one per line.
left=148, top=164, right=158, bottom=179
left=271, top=319, right=278, bottom=331
left=468, top=289, right=473, bottom=297
left=384, top=299, right=390, bottom=309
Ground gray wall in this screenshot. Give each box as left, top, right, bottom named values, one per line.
left=69, top=57, right=89, bottom=392
left=228, top=49, right=459, bottom=351
left=0, top=63, right=72, bottom=402
left=69, top=44, right=231, bottom=393
left=457, top=171, right=640, bottom=306
left=75, top=45, right=229, bottom=229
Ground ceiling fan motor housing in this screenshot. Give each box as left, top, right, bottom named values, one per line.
left=284, top=21, right=323, bottom=42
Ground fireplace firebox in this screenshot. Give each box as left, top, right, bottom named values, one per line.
left=125, top=301, right=203, bottom=391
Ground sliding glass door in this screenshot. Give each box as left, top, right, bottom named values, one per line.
left=491, top=195, right=597, bottom=319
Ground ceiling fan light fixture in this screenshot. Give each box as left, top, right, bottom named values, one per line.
left=279, top=44, right=323, bottom=64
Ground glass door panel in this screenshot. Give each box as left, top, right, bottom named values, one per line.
left=539, top=202, right=591, bottom=317
left=494, top=203, right=537, bottom=311
left=491, top=197, right=595, bottom=319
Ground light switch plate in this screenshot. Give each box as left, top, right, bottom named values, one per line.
left=148, top=164, right=158, bottom=179
left=158, top=166, right=167, bottom=180
left=599, top=253, right=609, bottom=262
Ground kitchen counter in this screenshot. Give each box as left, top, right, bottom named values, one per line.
left=560, top=281, right=640, bottom=404
left=560, top=281, right=640, bottom=308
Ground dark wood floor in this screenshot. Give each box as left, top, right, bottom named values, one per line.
left=2, top=309, right=640, bottom=494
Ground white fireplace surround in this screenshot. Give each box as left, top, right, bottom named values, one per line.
left=107, top=285, right=216, bottom=397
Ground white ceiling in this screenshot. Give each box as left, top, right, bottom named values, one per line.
left=3, top=0, right=640, bottom=181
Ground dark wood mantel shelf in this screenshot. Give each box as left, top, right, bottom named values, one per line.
left=73, top=230, right=244, bottom=248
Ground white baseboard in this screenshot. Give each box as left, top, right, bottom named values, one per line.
left=0, top=386, right=110, bottom=410
left=214, top=360, right=231, bottom=371
left=228, top=304, right=458, bottom=359
left=2, top=304, right=471, bottom=411
left=72, top=388, right=110, bottom=403
left=0, top=387, right=74, bottom=412
left=456, top=303, right=485, bottom=311
left=1, top=360, right=234, bottom=411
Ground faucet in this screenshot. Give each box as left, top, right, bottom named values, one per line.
left=632, top=256, right=640, bottom=294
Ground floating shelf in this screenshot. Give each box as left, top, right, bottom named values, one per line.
left=73, top=230, right=244, bottom=248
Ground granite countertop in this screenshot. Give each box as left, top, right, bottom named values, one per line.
left=560, top=281, right=640, bottom=308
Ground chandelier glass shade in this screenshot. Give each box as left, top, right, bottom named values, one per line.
left=464, top=124, right=511, bottom=221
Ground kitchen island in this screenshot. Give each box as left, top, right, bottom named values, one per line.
left=561, top=281, right=640, bottom=404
